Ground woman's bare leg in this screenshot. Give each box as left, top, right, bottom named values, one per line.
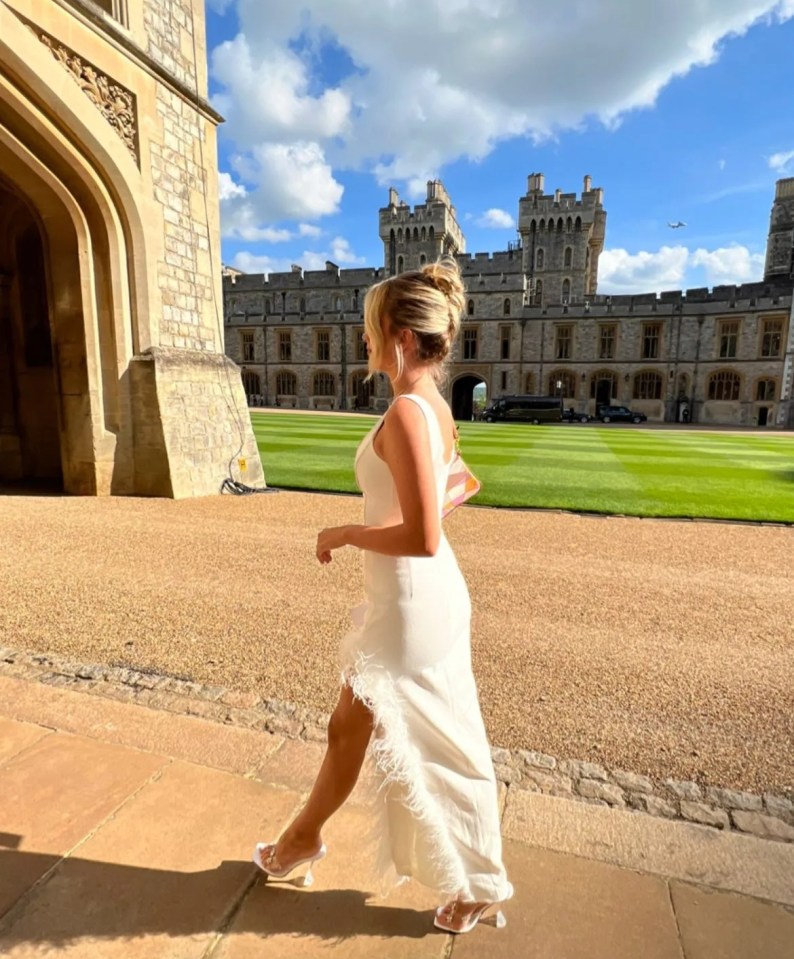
left=271, top=683, right=374, bottom=863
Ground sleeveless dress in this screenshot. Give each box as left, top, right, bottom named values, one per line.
left=341, top=393, right=513, bottom=905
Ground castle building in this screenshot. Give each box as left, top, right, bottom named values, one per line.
left=0, top=0, right=261, bottom=496
left=223, top=176, right=794, bottom=429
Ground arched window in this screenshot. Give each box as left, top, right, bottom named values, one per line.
left=334, top=295, right=342, bottom=311
left=353, top=289, right=359, bottom=311
left=536, top=249, right=545, bottom=270
left=313, top=371, right=336, bottom=396
left=428, top=226, right=435, bottom=240
left=276, top=371, right=297, bottom=395
left=707, top=370, right=741, bottom=401
left=534, top=279, right=543, bottom=304
left=575, top=217, right=582, bottom=232
left=467, top=299, right=474, bottom=316
left=548, top=370, right=577, bottom=397
left=557, top=217, right=564, bottom=232
left=538, top=219, right=545, bottom=233
left=397, top=255, right=404, bottom=273
left=299, top=297, right=306, bottom=314
left=564, top=247, right=573, bottom=268
left=590, top=370, right=618, bottom=400
left=503, top=298, right=511, bottom=316
left=404, top=229, right=410, bottom=244
left=421, top=226, right=426, bottom=240
left=566, top=217, right=573, bottom=233
left=242, top=371, right=261, bottom=399
left=398, top=228, right=403, bottom=241
left=633, top=371, right=663, bottom=400
left=756, top=378, right=776, bottom=401
left=350, top=370, right=373, bottom=409
left=562, top=278, right=571, bottom=302
left=420, top=254, right=426, bottom=265
left=414, top=227, right=419, bottom=240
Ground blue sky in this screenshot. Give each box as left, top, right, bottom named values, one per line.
left=206, top=1, right=794, bottom=294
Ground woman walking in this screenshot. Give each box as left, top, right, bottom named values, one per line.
left=253, top=259, right=513, bottom=934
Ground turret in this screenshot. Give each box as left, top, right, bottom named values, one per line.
left=378, top=180, right=466, bottom=276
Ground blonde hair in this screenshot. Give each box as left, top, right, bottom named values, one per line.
left=363, top=256, right=466, bottom=382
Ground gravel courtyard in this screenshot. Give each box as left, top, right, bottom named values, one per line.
left=1, top=491, right=792, bottom=794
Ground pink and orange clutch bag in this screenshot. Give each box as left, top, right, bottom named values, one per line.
left=442, top=443, right=481, bottom=518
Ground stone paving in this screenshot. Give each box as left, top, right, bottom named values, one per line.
left=1, top=674, right=793, bottom=958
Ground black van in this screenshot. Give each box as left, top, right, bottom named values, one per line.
left=482, top=395, right=563, bottom=424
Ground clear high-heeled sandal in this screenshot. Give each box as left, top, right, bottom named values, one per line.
left=252, top=840, right=327, bottom=887
left=433, top=898, right=508, bottom=934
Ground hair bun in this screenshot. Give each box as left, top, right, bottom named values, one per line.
left=421, top=257, right=466, bottom=318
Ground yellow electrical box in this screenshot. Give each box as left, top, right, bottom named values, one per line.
left=238, top=458, right=247, bottom=472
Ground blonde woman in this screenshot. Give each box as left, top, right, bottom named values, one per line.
left=253, top=259, right=513, bottom=934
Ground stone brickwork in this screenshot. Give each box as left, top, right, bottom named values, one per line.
left=223, top=176, right=793, bottom=428
left=143, top=0, right=197, bottom=93
left=3, top=645, right=792, bottom=843
left=152, top=85, right=216, bottom=352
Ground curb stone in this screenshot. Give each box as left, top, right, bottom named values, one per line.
left=2, top=646, right=792, bottom=844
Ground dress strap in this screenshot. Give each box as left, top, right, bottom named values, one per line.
left=393, top=393, right=446, bottom=463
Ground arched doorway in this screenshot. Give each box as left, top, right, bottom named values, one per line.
left=451, top=374, right=486, bottom=421
left=0, top=186, right=62, bottom=487
left=350, top=370, right=373, bottom=410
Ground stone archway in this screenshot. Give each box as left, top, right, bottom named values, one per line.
left=451, top=374, right=486, bottom=421
left=0, top=186, right=62, bottom=487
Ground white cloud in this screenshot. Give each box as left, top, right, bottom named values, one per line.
left=218, top=171, right=246, bottom=201
left=232, top=237, right=364, bottom=277
left=599, top=246, right=690, bottom=294
left=691, top=244, right=765, bottom=282
left=298, top=223, right=323, bottom=238
left=477, top=208, right=516, bottom=229
left=769, top=150, right=794, bottom=173
left=599, top=243, right=765, bottom=293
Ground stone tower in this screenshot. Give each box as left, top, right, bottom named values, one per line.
left=764, top=177, right=794, bottom=285
left=517, top=173, right=606, bottom=305
left=379, top=180, right=466, bottom=276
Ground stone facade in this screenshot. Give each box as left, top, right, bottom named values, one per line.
left=223, top=176, right=794, bottom=428
left=0, top=0, right=261, bottom=496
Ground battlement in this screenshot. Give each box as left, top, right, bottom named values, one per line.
left=776, top=177, right=794, bottom=199
left=222, top=265, right=385, bottom=293
left=521, top=173, right=604, bottom=215
left=457, top=250, right=524, bottom=275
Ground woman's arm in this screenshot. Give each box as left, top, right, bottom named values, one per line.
left=317, top=398, right=440, bottom=562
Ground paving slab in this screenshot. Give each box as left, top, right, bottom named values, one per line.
left=252, top=738, right=382, bottom=807
left=0, top=733, right=166, bottom=920
left=452, top=842, right=682, bottom=959
left=214, top=802, right=447, bottom=958
left=670, top=882, right=794, bottom=959
left=0, top=719, right=50, bottom=767
left=0, top=761, right=303, bottom=957
left=0, top=676, right=283, bottom=775
left=503, top=788, right=794, bottom=906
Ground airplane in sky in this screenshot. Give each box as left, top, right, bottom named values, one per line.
left=667, top=221, right=687, bottom=229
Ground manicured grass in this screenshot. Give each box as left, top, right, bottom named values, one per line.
left=250, top=412, right=794, bottom=522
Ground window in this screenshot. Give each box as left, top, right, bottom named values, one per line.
left=242, top=371, right=261, bottom=399
left=276, top=371, right=297, bottom=394
left=555, top=325, right=572, bottom=360
left=356, top=329, right=368, bottom=361
left=501, top=371, right=508, bottom=390
left=334, top=296, right=343, bottom=312
left=524, top=373, right=534, bottom=393
left=549, top=370, right=576, bottom=397
left=761, top=317, right=784, bottom=357
left=503, top=298, right=511, bottom=316
left=536, top=249, right=545, bottom=270
left=241, top=331, right=254, bottom=362
left=278, top=331, right=292, bottom=362
left=420, top=254, right=426, bottom=265
left=353, top=289, right=359, bottom=311
left=533, top=279, right=543, bottom=304
left=463, top=327, right=478, bottom=360
left=500, top=326, right=511, bottom=360
left=642, top=323, right=661, bottom=360
left=564, top=247, right=573, bottom=268
left=634, top=371, right=662, bottom=400
left=313, top=371, right=336, bottom=396
left=562, top=279, right=571, bottom=302
left=590, top=370, right=617, bottom=401
left=599, top=324, right=616, bottom=360
left=397, top=256, right=404, bottom=272
left=93, top=0, right=128, bottom=24
left=299, top=297, right=306, bottom=315
left=467, top=299, right=474, bottom=316
left=316, top=329, right=330, bottom=362
left=756, top=379, right=776, bottom=401
left=708, top=370, right=741, bottom=401
left=566, top=217, right=573, bottom=233
left=264, top=299, right=271, bottom=315
left=718, top=320, right=739, bottom=359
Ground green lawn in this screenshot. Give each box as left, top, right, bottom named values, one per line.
left=251, top=412, right=794, bottom=522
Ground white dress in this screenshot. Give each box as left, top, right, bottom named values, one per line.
left=341, top=393, right=513, bottom=905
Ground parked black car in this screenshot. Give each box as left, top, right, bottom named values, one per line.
left=561, top=407, right=591, bottom=423
left=597, top=405, right=647, bottom=424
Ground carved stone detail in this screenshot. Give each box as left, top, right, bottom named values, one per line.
left=34, top=28, right=138, bottom=163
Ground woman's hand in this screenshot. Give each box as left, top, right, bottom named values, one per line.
left=316, top=525, right=352, bottom=564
